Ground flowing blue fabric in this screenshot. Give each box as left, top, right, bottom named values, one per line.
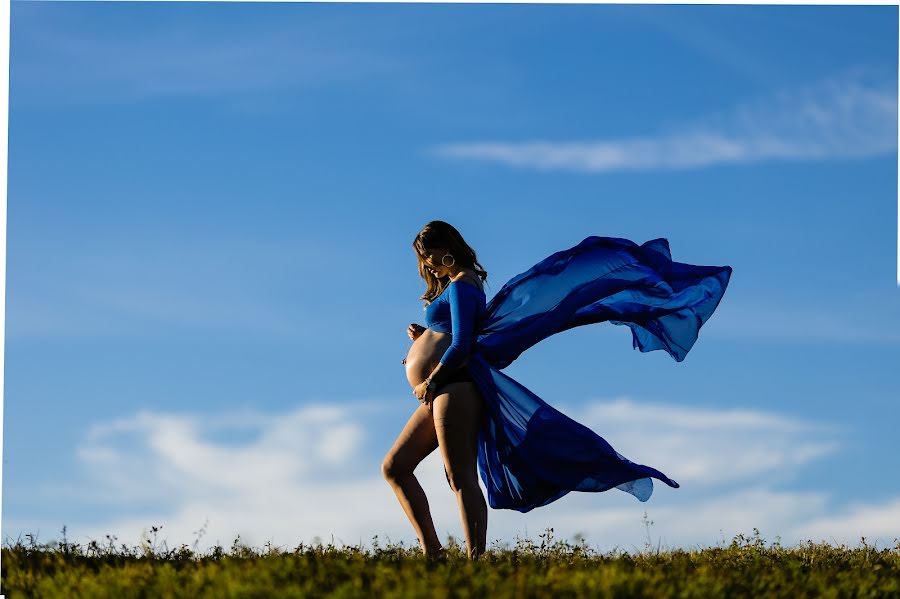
left=462, top=235, right=732, bottom=512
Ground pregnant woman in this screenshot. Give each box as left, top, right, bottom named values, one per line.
left=383, top=220, right=733, bottom=562
left=383, top=221, right=490, bottom=561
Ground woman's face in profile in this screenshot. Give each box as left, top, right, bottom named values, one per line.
left=421, top=247, right=449, bottom=278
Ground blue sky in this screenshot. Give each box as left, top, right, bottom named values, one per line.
left=2, top=1, right=898, bottom=553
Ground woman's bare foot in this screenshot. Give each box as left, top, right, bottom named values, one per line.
left=424, top=546, right=447, bottom=562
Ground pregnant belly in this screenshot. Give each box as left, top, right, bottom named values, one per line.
left=404, top=329, right=469, bottom=388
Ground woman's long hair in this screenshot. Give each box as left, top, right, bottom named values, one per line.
left=414, top=221, right=488, bottom=304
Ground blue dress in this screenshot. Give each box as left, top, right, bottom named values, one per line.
left=428, top=235, right=732, bottom=513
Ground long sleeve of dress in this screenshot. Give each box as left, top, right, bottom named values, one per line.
left=438, top=282, right=483, bottom=370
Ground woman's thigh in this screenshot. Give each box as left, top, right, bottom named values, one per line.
left=382, top=402, right=439, bottom=479
left=432, top=382, right=484, bottom=487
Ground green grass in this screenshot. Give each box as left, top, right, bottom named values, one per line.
left=2, top=525, right=899, bottom=598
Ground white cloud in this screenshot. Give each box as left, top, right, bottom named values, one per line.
left=789, top=497, right=900, bottom=547
left=9, top=395, right=897, bottom=554
left=62, top=399, right=462, bottom=551
left=560, top=396, right=841, bottom=486
left=429, top=68, right=897, bottom=172
left=78, top=404, right=366, bottom=500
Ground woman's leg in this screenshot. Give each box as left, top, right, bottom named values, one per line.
left=432, top=382, right=488, bottom=560
left=381, top=402, right=443, bottom=556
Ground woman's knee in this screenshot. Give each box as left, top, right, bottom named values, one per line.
left=444, top=468, right=481, bottom=494
left=381, top=454, right=410, bottom=483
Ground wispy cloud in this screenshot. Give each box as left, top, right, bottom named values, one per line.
left=618, top=6, right=780, bottom=88
left=7, top=395, right=891, bottom=553
left=705, top=295, right=900, bottom=346
left=12, top=16, right=398, bottom=105
left=543, top=486, right=833, bottom=551
left=429, top=68, right=897, bottom=172
left=5, top=238, right=332, bottom=340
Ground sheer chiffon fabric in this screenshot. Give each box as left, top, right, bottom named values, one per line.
left=464, top=236, right=732, bottom=512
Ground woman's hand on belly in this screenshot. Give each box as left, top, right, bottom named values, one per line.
left=407, top=323, right=426, bottom=341
left=404, top=329, right=452, bottom=387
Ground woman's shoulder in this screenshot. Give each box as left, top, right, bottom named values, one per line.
left=450, top=272, right=485, bottom=295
